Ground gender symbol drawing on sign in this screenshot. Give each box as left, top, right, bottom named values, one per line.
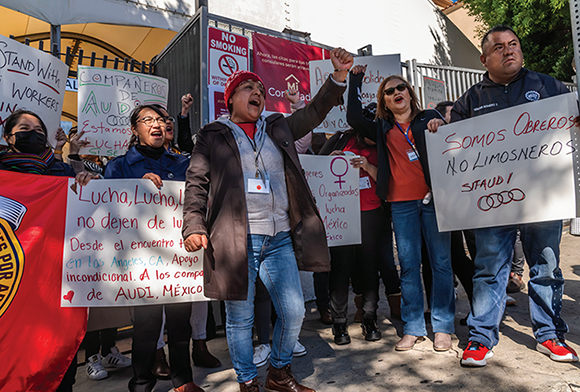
left=299, top=155, right=361, bottom=247
left=330, top=157, right=349, bottom=189
left=219, top=55, right=238, bottom=76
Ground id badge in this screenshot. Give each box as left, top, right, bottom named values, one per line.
left=248, top=178, right=270, bottom=193
left=407, top=149, right=418, bottom=162
left=359, top=176, right=371, bottom=190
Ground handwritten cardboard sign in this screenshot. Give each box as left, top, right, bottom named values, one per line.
left=0, top=35, right=68, bottom=146
left=423, top=76, right=446, bottom=110
left=309, top=54, right=401, bottom=134
left=299, top=154, right=361, bottom=246
left=425, top=92, right=579, bottom=231
left=77, top=66, right=168, bottom=157
left=62, top=179, right=205, bottom=307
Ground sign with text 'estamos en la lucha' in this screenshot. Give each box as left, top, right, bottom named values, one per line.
left=77, top=66, right=168, bottom=157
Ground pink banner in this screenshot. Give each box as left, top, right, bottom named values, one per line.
left=252, top=33, right=329, bottom=114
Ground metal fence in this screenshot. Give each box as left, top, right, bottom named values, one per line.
left=9, top=35, right=154, bottom=78
left=404, top=60, right=485, bottom=105
left=12, top=7, right=578, bottom=126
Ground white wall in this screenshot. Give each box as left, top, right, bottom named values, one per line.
left=209, top=0, right=484, bottom=70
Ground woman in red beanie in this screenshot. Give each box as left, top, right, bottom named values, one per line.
left=182, top=48, right=352, bottom=392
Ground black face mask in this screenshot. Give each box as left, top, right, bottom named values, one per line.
left=11, top=130, right=47, bottom=155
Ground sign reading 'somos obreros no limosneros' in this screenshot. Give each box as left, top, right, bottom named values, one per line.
left=426, top=92, right=579, bottom=231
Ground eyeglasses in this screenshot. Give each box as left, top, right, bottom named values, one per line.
left=164, top=117, right=176, bottom=124
left=384, top=83, right=407, bottom=96
left=138, top=117, right=167, bottom=127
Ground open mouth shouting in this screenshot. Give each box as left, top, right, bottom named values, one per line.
left=229, top=79, right=266, bottom=123
left=249, top=97, right=261, bottom=107
left=150, top=129, right=164, bottom=140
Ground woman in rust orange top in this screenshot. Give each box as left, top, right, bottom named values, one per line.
left=347, top=67, right=454, bottom=352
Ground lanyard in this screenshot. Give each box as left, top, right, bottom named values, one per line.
left=234, top=123, right=268, bottom=180
left=395, top=122, right=420, bottom=159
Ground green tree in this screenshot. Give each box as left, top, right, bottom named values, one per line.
left=462, top=0, right=574, bottom=81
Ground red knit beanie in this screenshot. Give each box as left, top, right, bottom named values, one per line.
left=224, top=70, right=265, bottom=112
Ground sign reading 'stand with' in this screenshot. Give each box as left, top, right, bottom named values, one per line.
left=0, top=35, right=68, bottom=146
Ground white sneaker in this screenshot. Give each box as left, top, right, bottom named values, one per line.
left=293, top=339, right=307, bottom=357
left=86, top=354, right=108, bottom=380
left=102, top=347, right=131, bottom=368
left=253, top=343, right=271, bottom=367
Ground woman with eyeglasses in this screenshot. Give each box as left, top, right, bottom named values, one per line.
left=104, top=105, right=203, bottom=392
left=347, top=67, right=454, bottom=352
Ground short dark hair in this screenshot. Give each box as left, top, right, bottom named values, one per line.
left=128, top=105, right=167, bottom=148
left=434, top=101, right=453, bottom=116
left=130, top=104, right=166, bottom=128
left=2, top=109, right=48, bottom=138
left=481, top=25, right=520, bottom=54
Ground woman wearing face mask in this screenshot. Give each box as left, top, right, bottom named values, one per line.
left=347, top=68, right=454, bottom=352
left=0, top=109, right=93, bottom=392
left=105, top=105, right=202, bottom=392
left=0, top=109, right=75, bottom=176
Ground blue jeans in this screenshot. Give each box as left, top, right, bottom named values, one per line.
left=225, top=231, right=304, bottom=383
left=391, top=199, right=455, bottom=336
left=468, top=221, right=567, bottom=348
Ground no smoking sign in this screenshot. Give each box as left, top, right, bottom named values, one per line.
left=219, top=54, right=239, bottom=76
left=208, top=27, right=249, bottom=87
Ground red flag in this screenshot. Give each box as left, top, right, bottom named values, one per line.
left=252, top=32, right=329, bottom=113
left=0, top=171, right=87, bottom=391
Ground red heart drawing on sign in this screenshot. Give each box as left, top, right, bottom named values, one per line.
left=63, top=290, right=74, bottom=303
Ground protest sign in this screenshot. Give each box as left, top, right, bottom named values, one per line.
left=208, top=27, right=249, bottom=88
left=253, top=33, right=329, bottom=114
left=309, top=54, right=401, bottom=134
left=77, top=66, right=168, bottom=157
left=62, top=179, right=205, bottom=307
left=425, top=92, right=579, bottom=231
left=208, top=85, right=228, bottom=121
left=0, top=171, right=87, bottom=391
left=0, top=35, right=68, bottom=146
left=299, top=154, right=361, bottom=246
left=423, top=76, right=446, bottom=110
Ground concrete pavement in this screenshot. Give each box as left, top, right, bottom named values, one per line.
left=74, top=231, right=580, bottom=392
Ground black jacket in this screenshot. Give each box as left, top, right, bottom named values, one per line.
left=177, top=114, right=195, bottom=154
left=346, top=71, right=442, bottom=200
left=318, top=130, right=353, bottom=156
left=451, top=68, right=570, bottom=122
